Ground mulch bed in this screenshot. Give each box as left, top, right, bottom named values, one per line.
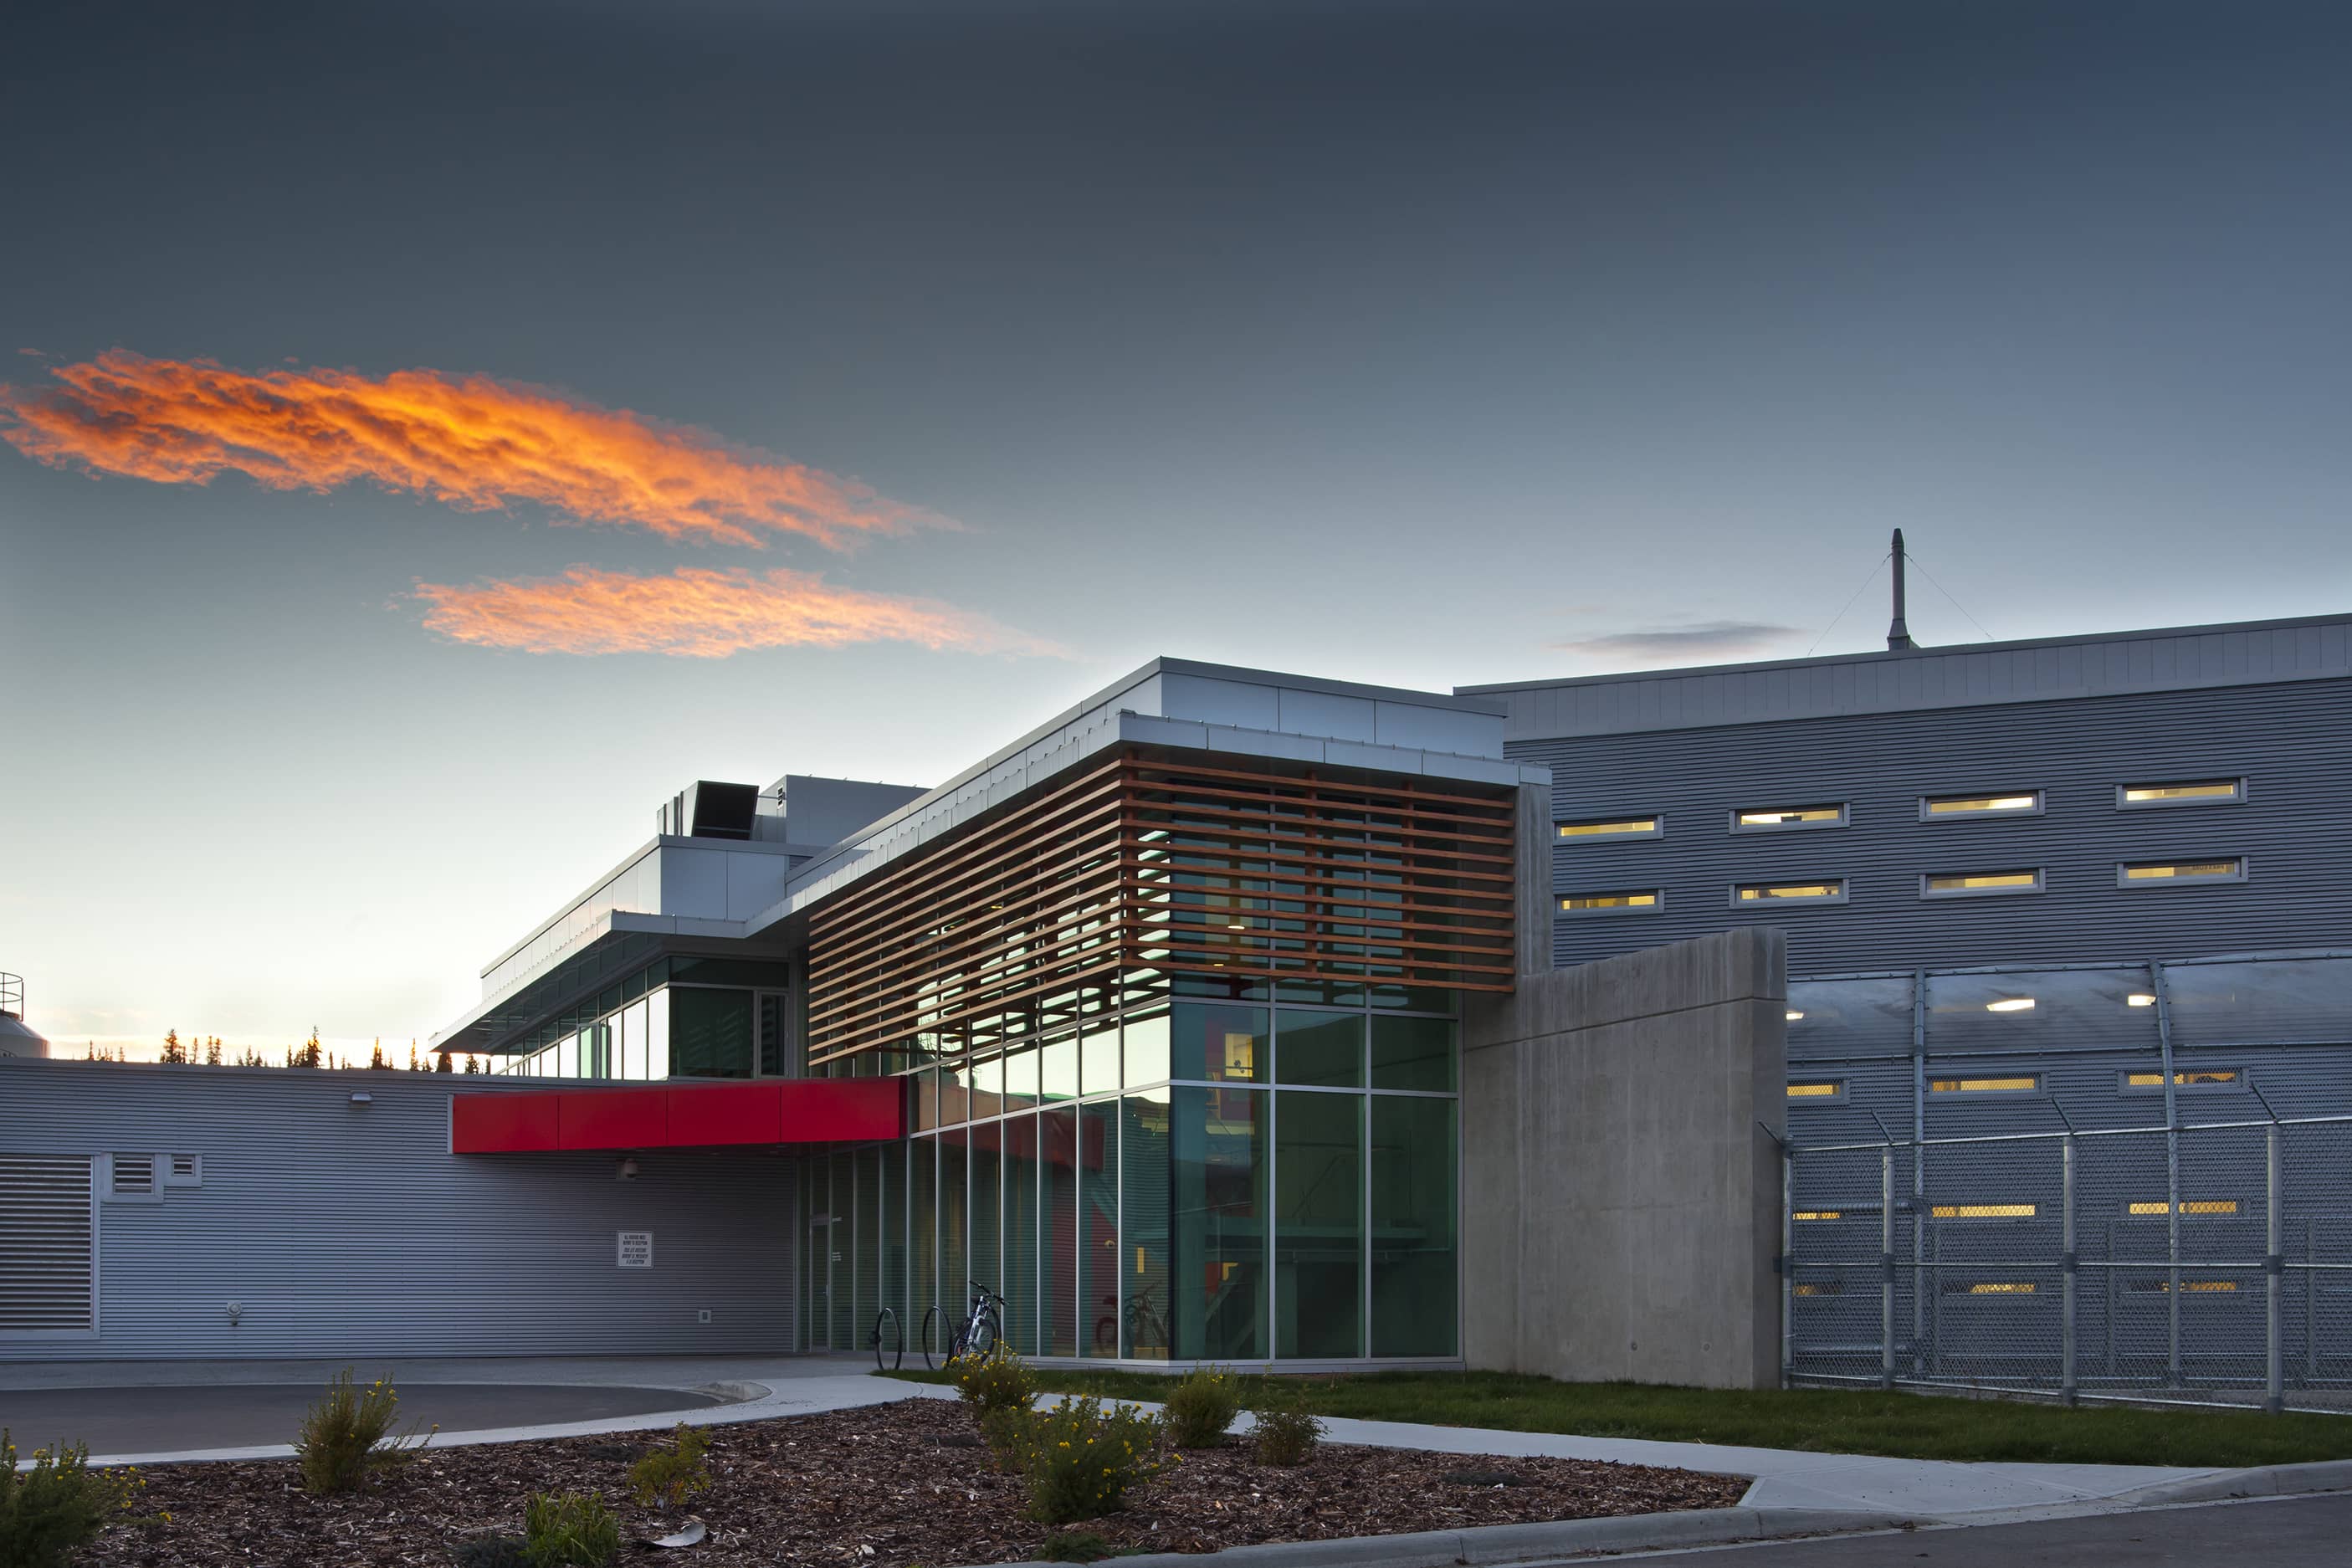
left=86, top=1396, right=1746, bottom=1567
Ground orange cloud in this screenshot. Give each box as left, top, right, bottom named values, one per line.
left=0, top=351, right=930, bottom=548
left=413, top=566, right=1063, bottom=659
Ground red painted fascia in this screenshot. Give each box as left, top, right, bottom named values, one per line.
left=453, top=1078, right=901, bottom=1153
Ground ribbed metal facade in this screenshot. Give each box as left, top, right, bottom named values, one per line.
left=0, top=1061, right=797, bottom=1362
left=1514, top=679, right=2352, bottom=976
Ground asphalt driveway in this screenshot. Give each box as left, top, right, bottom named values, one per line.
left=0, top=1381, right=721, bottom=1457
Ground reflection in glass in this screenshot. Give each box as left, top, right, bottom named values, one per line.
left=1172, top=1085, right=1267, bottom=1359
left=1119, top=1091, right=1171, bottom=1359
left=1371, top=1095, right=1457, bottom=1355
left=1044, top=1105, right=1079, bottom=1355
left=940, top=1127, right=967, bottom=1330
left=1172, top=1003, right=1270, bottom=1083
left=1276, top=1011, right=1364, bottom=1087
left=1371, top=1016, right=1454, bottom=1092
left=971, top=1121, right=1002, bottom=1314
left=1124, top=1008, right=1171, bottom=1087
left=670, top=987, right=754, bottom=1078
left=1277, top=1090, right=1362, bottom=1357
left=1005, top=1115, right=1039, bottom=1355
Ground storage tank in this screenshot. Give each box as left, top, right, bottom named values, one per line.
left=0, top=973, right=49, bottom=1058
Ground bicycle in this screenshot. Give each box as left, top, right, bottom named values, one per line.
left=870, top=1305, right=903, bottom=1372
left=922, top=1278, right=1005, bottom=1370
left=1091, top=1283, right=1170, bottom=1357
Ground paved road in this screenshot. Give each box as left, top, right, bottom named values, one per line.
left=1634, top=1494, right=2352, bottom=1565
left=0, top=1382, right=720, bottom=1456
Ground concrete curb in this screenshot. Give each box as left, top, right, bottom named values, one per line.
left=2097, top=1458, right=2352, bottom=1509
left=976, top=1506, right=1921, bottom=1568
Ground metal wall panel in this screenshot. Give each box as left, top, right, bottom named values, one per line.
left=1518, top=679, right=2352, bottom=974
left=0, top=1061, right=796, bottom=1362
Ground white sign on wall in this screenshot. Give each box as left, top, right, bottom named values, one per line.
left=617, top=1231, right=653, bottom=1268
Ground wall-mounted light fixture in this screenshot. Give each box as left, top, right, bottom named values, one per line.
left=617, top=1156, right=640, bottom=1181
left=349, top=1091, right=373, bottom=1104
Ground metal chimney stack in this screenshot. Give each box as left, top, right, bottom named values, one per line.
left=1887, top=529, right=1916, bottom=650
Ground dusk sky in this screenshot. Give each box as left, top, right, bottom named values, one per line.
left=4, top=0, right=2349, bottom=1059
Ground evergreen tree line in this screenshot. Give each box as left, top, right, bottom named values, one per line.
left=90, top=1027, right=487, bottom=1074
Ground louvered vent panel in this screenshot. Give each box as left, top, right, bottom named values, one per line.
left=0, top=1155, right=94, bottom=1331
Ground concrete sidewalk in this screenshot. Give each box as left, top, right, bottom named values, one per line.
left=2, top=1355, right=2247, bottom=1521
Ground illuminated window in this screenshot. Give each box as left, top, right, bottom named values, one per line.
left=1732, top=879, right=1847, bottom=905
left=1931, top=1202, right=2037, bottom=1218
left=2127, top=993, right=2157, bottom=1007
left=1786, top=1081, right=1845, bottom=1100
left=1791, top=1210, right=1846, bottom=1221
left=2118, top=778, right=2245, bottom=809
left=1560, top=889, right=1663, bottom=915
left=1944, top=1280, right=2038, bottom=1295
left=1791, top=1282, right=1845, bottom=1297
left=1922, top=869, right=2043, bottom=898
left=2123, top=1068, right=2242, bottom=1091
left=2127, top=1279, right=2241, bottom=1294
left=2126, top=1200, right=2241, bottom=1217
left=2119, top=858, right=2246, bottom=888
left=1731, top=802, right=1848, bottom=833
left=1921, top=791, right=2043, bottom=819
left=1929, top=1075, right=2042, bottom=1094
left=1558, top=816, right=1663, bottom=842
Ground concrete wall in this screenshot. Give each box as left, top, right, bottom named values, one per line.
left=0, top=1060, right=797, bottom=1362
left=1463, top=929, right=1786, bottom=1389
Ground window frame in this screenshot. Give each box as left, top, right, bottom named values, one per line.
left=1919, top=789, right=2046, bottom=822
left=2116, top=857, right=2248, bottom=889
left=1729, top=802, right=1850, bottom=835
left=1919, top=868, right=2046, bottom=900
left=1555, top=814, right=1664, bottom=843
left=2120, top=1066, right=2247, bottom=1094
left=1729, top=878, right=1849, bottom=909
left=2116, top=777, right=2247, bottom=811
left=1928, top=1073, right=2046, bottom=1099
left=1559, top=889, right=1665, bottom=917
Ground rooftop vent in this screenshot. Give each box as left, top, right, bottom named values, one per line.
left=656, top=781, right=761, bottom=841
left=0, top=974, right=48, bottom=1059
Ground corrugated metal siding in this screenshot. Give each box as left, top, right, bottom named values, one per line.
left=1517, top=679, right=2352, bottom=974
left=0, top=1063, right=797, bottom=1361
left=1468, top=616, right=2352, bottom=740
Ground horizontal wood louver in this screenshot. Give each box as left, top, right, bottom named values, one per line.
left=804, top=750, right=1516, bottom=1064
left=0, top=1155, right=95, bottom=1332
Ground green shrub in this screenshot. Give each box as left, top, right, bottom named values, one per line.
left=1250, top=1403, right=1325, bottom=1467
left=293, top=1369, right=431, bottom=1494
left=0, top=1432, right=140, bottom=1568
left=992, top=1396, right=1167, bottom=1525
left=1038, top=1530, right=1121, bottom=1562
left=952, top=1345, right=1042, bottom=1420
left=522, top=1492, right=619, bottom=1568
left=1162, top=1366, right=1241, bottom=1449
left=626, top=1423, right=710, bottom=1510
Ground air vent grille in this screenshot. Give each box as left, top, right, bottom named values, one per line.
left=0, top=1155, right=95, bottom=1332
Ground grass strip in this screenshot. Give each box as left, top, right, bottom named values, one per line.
left=879, top=1367, right=2352, bottom=1468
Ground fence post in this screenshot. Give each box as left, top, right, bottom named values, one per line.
left=2267, top=1124, right=2284, bottom=1415
left=1881, top=1142, right=1896, bottom=1391
left=2062, top=1134, right=2078, bottom=1407
left=1781, top=1145, right=1795, bottom=1390
left=2151, top=961, right=2182, bottom=1387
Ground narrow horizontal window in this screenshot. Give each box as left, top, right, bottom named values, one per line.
left=1921, top=869, right=2043, bottom=899
left=1731, top=802, right=1848, bottom=833
left=2119, top=858, right=2246, bottom=888
left=1791, top=1281, right=1845, bottom=1297
left=1930, top=1075, right=2042, bottom=1094
left=2123, top=1068, right=2242, bottom=1090
left=1786, top=1080, right=1846, bottom=1100
left=2126, top=1278, right=2241, bottom=1294
left=2118, top=778, right=2245, bottom=808
left=1732, top=879, right=1847, bottom=905
left=1560, top=889, right=1663, bottom=915
left=1921, top=791, right=2043, bottom=820
left=1791, top=1210, right=1846, bottom=1221
left=1931, top=1202, right=2038, bottom=1219
left=1557, top=815, right=1663, bottom=842
left=2127, top=1199, right=2240, bottom=1217
left=1944, top=1280, right=2038, bottom=1295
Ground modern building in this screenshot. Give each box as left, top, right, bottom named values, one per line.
left=5, top=607, right=2347, bottom=1392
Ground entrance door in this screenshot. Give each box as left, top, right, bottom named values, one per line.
left=807, top=1210, right=837, bottom=1350
left=756, top=992, right=789, bottom=1077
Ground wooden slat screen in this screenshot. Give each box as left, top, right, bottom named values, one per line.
left=804, top=750, right=1516, bottom=1064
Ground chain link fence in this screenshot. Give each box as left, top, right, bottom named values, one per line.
left=1783, top=1114, right=2352, bottom=1412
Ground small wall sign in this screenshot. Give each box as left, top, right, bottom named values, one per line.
left=617, top=1230, right=653, bottom=1268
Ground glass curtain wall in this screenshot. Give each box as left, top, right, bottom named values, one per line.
left=857, top=974, right=1460, bottom=1364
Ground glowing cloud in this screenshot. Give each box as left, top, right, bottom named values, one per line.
left=0, top=351, right=930, bottom=548
left=413, top=566, right=1063, bottom=659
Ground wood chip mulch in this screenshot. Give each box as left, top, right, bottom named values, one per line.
left=85, top=1396, right=1746, bottom=1567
